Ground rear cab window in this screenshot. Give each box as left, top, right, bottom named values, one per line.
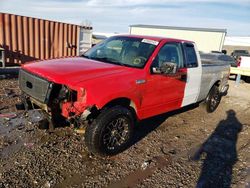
left=183, top=43, right=198, bottom=68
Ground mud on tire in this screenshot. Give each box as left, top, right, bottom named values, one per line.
left=84, top=106, right=134, bottom=157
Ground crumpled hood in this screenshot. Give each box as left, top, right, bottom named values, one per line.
left=22, top=57, right=128, bottom=85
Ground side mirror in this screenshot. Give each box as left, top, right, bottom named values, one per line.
left=152, top=62, right=177, bottom=75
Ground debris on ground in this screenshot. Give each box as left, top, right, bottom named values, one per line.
left=23, top=142, right=34, bottom=148
left=0, top=113, right=17, bottom=120
left=74, top=128, right=86, bottom=134
left=0, top=78, right=249, bottom=188
left=141, top=159, right=152, bottom=170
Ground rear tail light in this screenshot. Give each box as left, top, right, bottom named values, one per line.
left=237, top=57, right=241, bottom=67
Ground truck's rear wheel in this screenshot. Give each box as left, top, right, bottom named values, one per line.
left=205, top=85, right=221, bottom=113
left=85, top=106, right=134, bottom=157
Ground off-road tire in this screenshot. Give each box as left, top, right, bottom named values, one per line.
left=85, top=106, right=134, bottom=157
left=205, top=85, right=221, bottom=113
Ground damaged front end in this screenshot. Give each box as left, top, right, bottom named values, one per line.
left=18, top=69, right=94, bottom=129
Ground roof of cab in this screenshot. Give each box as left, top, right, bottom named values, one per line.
left=114, top=34, right=193, bottom=43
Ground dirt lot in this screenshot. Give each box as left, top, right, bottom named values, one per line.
left=0, top=77, right=249, bottom=188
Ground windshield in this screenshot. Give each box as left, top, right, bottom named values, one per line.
left=83, top=36, right=158, bottom=68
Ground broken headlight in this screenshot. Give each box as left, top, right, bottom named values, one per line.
left=58, top=85, right=77, bottom=102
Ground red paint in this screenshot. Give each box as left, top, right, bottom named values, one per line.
left=22, top=36, right=189, bottom=120
left=236, top=57, right=241, bottom=67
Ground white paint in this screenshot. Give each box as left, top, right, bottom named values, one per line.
left=181, top=44, right=202, bottom=107
left=240, top=56, right=250, bottom=68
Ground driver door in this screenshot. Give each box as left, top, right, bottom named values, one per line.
left=152, top=42, right=187, bottom=113
left=139, top=42, right=187, bottom=119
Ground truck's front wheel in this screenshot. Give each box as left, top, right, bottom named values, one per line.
left=85, top=106, right=134, bottom=157
left=205, top=85, right=221, bottom=113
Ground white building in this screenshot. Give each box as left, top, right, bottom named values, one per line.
left=129, top=24, right=227, bottom=53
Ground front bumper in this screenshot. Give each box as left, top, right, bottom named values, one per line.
left=18, top=69, right=89, bottom=124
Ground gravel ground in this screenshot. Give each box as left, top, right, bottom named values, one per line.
left=0, top=77, right=249, bottom=188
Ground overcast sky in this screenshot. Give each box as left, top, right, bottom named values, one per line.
left=0, top=0, right=249, bottom=36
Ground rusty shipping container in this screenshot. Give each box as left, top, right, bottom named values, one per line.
left=0, top=13, right=92, bottom=66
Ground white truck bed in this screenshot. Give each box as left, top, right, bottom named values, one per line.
left=196, top=58, right=230, bottom=102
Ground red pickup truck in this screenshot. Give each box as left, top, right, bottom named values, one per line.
left=19, top=35, right=230, bottom=156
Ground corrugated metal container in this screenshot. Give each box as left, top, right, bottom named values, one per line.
left=0, top=13, right=92, bottom=66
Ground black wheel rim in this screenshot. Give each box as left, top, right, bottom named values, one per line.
left=210, top=90, right=220, bottom=111
left=102, top=117, right=130, bottom=151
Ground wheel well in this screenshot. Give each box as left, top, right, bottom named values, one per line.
left=206, top=80, right=221, bottom=102
left=214, top=80, right=221, bottom=87
left=212, top=80, right=221, bottom=91
left=103, top=98, right=138, bottom=120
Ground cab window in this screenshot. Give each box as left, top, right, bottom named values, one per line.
left=152, top=43, right=184, bottom=68
left=183, top=43, right=198, bottom=68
